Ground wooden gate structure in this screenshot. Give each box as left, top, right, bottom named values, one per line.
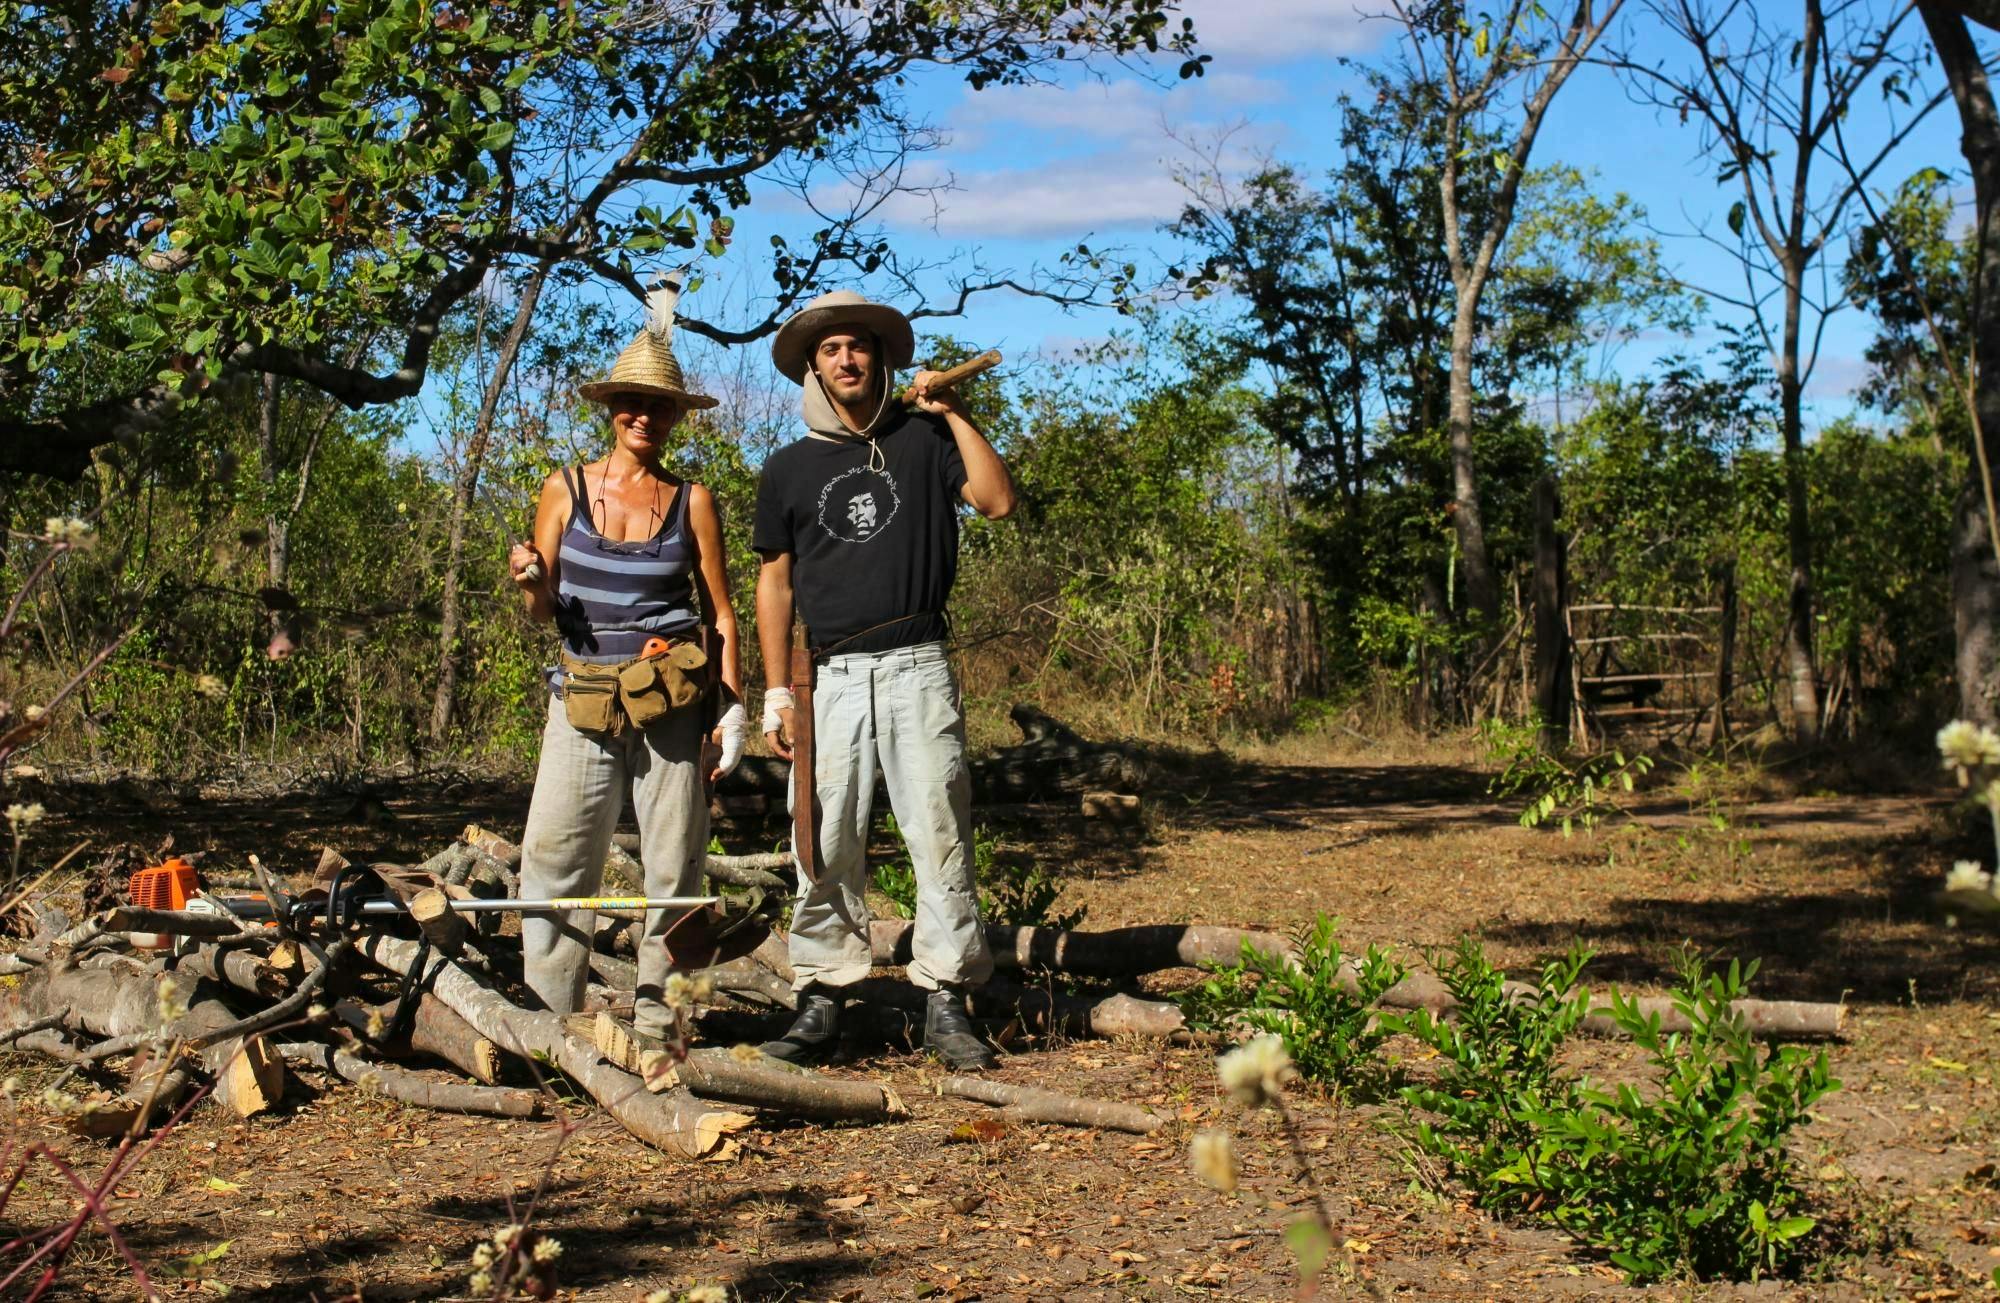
left=1531, top=475, right=1742, bottom=747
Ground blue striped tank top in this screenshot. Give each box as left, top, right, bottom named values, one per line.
left=554, top=466, right=700, bottom=664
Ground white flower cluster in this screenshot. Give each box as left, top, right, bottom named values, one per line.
left=156, top=974, right=190, bottom=1023
left=663, top=971, right=714, bottom=1011
left=1190, top=1129, right=1239, bottom=1193
left=6, top=802, right=45, bottom=829
left=43, top=516, right=96, bottom=549
left=1943, top=861, right=2000, bottom=919
left=1938, top=720, right=2000, bottom=785
left=1216, top=1034, right=1296, bottom=1109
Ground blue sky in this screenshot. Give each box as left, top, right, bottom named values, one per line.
left=648, top=1, right=1977, bottom=434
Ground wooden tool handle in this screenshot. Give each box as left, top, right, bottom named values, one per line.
left=789, top=645, right=820, bottom=885
left=900, top=349, right=1002, bottom=405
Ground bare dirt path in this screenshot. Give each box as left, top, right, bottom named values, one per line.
left=3, top=744, right=1995, bottom=1300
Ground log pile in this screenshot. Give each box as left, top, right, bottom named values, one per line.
left=1, top=824, right=1848, bottom=1161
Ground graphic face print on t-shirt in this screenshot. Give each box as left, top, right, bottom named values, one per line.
left=815, top=465, right=902, bottom=543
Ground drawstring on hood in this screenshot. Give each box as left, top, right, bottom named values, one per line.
left=803, top=355, right=893, bottom=472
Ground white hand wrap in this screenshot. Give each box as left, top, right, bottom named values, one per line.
left=715, top=702, right=748, bottom=777
left=760, top=687, right=795, bottom=736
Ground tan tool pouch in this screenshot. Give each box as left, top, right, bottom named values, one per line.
left=560, top=658, right=625, bottom=738
left=617, top=640, right=711, bottom=730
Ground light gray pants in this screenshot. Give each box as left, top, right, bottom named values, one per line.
left=519, top=696, right=708, bottom=1039
left=788, top=641, right=993, bottom=992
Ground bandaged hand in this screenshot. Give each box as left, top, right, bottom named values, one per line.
left=760, top=687, right=794, bottom=736
left=712, top=702, right=748, bottom=779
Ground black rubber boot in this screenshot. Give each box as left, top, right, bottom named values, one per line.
left=924, top=988, right=997, bottom=1070
left=759, top=987, right=843, bottom=1065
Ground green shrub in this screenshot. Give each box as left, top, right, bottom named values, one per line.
left=1178, top=915, right=1404, bottom=1099
left=1478, top=716, right=1654, bottom=835
left=1389, top=941, right=1837, bottom=1283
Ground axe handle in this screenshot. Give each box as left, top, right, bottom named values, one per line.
left=789, top=646, right=820, bottom=885
left=899, top=349, right=1001, bottom=405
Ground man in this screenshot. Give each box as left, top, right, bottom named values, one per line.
left=752, top=290, right=1014, bottom=1070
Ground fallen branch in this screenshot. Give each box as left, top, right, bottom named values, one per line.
left=277, top=1041, right=539, bottom=1118
left=938, top=1075, right=1161, bottom=1134
left=0, top=1012, right=65, bottom=1047
left=55, top=907, right=249, bottom=946
left=870, top=924, right=1848, bottom=1041
left=355, top=934, right=751, bottom=1159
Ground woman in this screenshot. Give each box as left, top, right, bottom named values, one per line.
left=507, top=323, right=747, bottom=1041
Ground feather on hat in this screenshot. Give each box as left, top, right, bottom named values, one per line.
left=577, top=274, right=719, bottom=408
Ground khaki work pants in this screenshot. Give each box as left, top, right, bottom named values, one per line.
left=518, top=696, right=708, bottom=1039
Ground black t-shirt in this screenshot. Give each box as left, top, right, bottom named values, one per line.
left=752, top=410, right=968, bottom=655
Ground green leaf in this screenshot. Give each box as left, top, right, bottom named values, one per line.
left=1727, top=201, right=1746, bottom=237
left=1284, top=1217, right=1331, bottom=1280
left=1473, top=25, right=1490, bottom=58
left=479, top=121, right=515, bottom=151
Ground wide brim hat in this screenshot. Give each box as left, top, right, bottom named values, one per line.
left=771, top=289, right=915, bottom=385
left=578, top=330, right=719, bottom=409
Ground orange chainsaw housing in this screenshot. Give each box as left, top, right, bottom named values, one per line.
left=127, top=857, right=199, bottom=911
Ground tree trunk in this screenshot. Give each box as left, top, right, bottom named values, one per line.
left=1532, top=474, right=1570, bottom=746
left=429, top=256, right=555, bottom=741
left=256, top=373, right=302, bottom=657
left=1952, top=485, right=2000, bottom=724
left=1924, top=2, right=2000, bottom=725
left=1776, top=265, right=1823, bottom=743
left=1446, top=294, right=1502, bottom=638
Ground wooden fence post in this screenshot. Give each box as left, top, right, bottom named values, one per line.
left=1532, top=474, right=1571, bottom=747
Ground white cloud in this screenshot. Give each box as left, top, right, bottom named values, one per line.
left=1174, top=0, right=1382, bottom=65
left=872, top=154, right=1195, bottom=238
left=955, top=72, right=1285, bottom=143
left=1802, top=353, right=1873, bottom=405
left=864, top=127, right=1277, bottom=239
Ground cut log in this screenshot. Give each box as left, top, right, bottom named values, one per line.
left=636, top=1046, right=905, bottom=1122
left=590, top=952, right=638, bottom=990
left=203, top=1036, right=285, bottom=1118
left=869, top=924, right=1848, bottom=1041
left=870, top=921, right=1289, bottom=976
left=409, top=889, right=469, bottom=955
left=277, top=1041, right=540, bottom=1117
left=602, top=839, right=645, bottom=892
left=700, top=956, right=796, bottom=1009
left=843, top=977, right=1189, bottom=1041
left=4, top=959, right=289, bottom=1116
left=1079, top=791, right=1142, bottom=823
left=265, top=938, right=304, bottom=983
left=173, top=943, right=290, bottom=1001
left=938, top=1075, right=1161, bottom=1134
left=332, top=996, right=504, bottom=1085
left=972, top=704, right=1155, bottom=799
left=355, top=934, right=752, bottom=1159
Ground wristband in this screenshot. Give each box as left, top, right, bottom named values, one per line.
left=760, top=687, right=795, bottom=735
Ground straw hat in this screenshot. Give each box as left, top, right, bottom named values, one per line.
left=577, top=330, right=718, bottom=409
left=771, top=289, right=915, bottom=385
